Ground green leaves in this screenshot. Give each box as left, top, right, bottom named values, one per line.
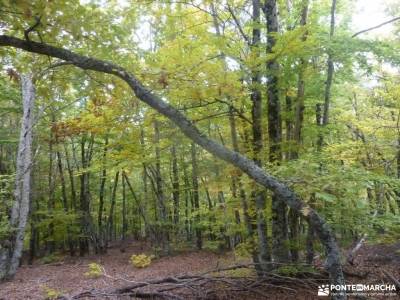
left=315, top=192, right=337, bottom=202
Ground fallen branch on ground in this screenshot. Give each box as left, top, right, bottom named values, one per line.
left=382, top=269, right=400, bottom=292
left=347, top=235, right=367, bottom=265
left=58, top=263, right=327, bottom=299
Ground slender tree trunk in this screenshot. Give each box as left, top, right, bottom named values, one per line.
left=181, top=155, right=192, bottom=241
left=217, top=191, right=231, bottom=249
left=288, top=208, right=300, bottom=262
left=191, top=143, right=202, bottom=250
left=292, top=0, right=309, bottom=158
left=28, top=169, right=38, bottom=265
left=289, top=0, right=310, bottom=262
left=211, top=1, right=248, bottom=253
left=55, top=135, right=75, bottom=256
left=123, top=172, right=149, bottom=237
left=140, top=127, right=149, bottom=238
left=107, top=171, right=120, bottom=243
left=79, top=137, right=89, bottom=255
left=64, top=143, right=77, bottom=211
left=228, top=109, right=245, bottom=246
left=203, top=183, right=215, bottom=241
left=323, top=0, right=337, bottom=126
left=396, top=114, right=400, bottom=208
left=311, top=0, right=337, bottom=264
left=122, top=173, right=127, bottom=241
left=98, top=137, right=108, bottom=253
left=47, top=118, right=56, bottom=254
left=153, top=119, right=169, bottom=254
left=285, top=95, right=293, bottom=159
left=28, top=203, right=38, bottom=265
left=78, top=134, right=97, bottom=255
left=0, top=74, right=35, bottom=280
left=171, top=145, right=180, bottom=227
left=306, top=194, right=316, bottom=264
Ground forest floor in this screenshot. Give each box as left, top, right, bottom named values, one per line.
left=0, top=241, right=399, bottom=300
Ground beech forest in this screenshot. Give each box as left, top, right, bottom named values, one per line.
left=0, top=0, right=400, bottom=299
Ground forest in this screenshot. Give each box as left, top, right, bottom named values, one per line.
left=0, top=0, right=400, bottom=299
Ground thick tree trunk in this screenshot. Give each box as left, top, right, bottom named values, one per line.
left=264, top=0, right=289, bottom=263
left=0, top=35, right=346, bottom=298
left=250, top=0, right=272, bottom=271
left=0, top=74, right=35, bottom=281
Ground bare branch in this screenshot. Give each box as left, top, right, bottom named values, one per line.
left=24, top=16, right=41, bottom=41
left=226, top=4, right=251, bottom=45
left=352, top=16, right=400, bottom=38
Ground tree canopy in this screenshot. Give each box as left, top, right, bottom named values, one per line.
left=0, top=1, right=400, bottom=299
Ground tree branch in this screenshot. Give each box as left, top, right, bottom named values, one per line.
left=226, top=4, right=251, bottom=46
left=24, top=16, right=41, bottom=42
left=352, top=16, right=400, bottom=38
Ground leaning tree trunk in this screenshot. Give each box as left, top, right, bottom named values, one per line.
left=0, top=74, right=35, bottom=281
left=0, top=35, right=347, bottom=299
